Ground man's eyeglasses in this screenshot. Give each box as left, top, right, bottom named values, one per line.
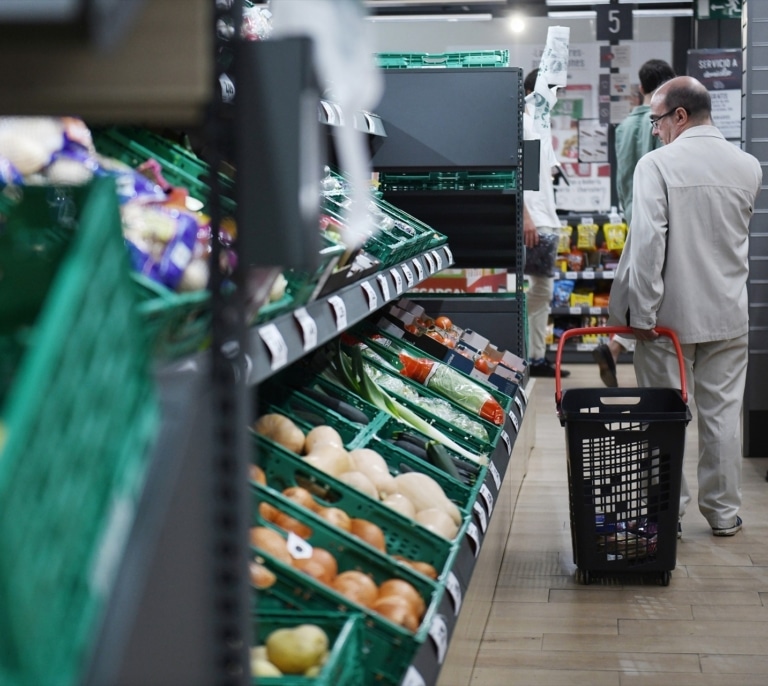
left=650, top=108, right=677, bottom=129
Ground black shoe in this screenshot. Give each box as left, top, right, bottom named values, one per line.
left=529, top=359, right=570, bottom=378
left=592, top=343, right=618, bottom=387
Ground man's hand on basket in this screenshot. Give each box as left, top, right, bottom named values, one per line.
left=631, top=327, right=660, bottom=341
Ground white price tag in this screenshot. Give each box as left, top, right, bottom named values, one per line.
left=506, top=409, right=519, bottom=434
left=605, top=271, right=616, bottom=279
left=466, top=521, right=481, bottom=557
left=479, top=483, right=495, bottom=517
left=582, top=271, right=595, bottom=280
left=258, top=323, right=288, bottom=371
left=327, top=295, right=348, bottom=330
left=514, top=394, right=524, bottom=415
left=501, top=428, right=513, bottom=455
left=286, top=532, right=313, bottom=560
left=443, top=246, right=454, bottom=264
left=334, top=103, right=345, bottom=127
left=293, top=307, right=317, bottom=352
left=518, top=385, right=529, bottom=405
left=377, top=273, right=391, bottom=301
left=565, top=271, right=578, bottom=279
left=428, top=615, right=449, bottom=664
left=590, top=307, right=603, bottom=315
left=390, top=268, right=404, bottom=294
left=424, top=251, right=436, bottom=274
left=432, top=250, right=443, bottom=271
left=446, top=571, right=463, bottom=615
left=400, top=666, right=426, bottom=686
left=489, top=460, right=501, bottom=490
left=361, top=281, right=378, bottom=312
left=473, top=500, right=488, bottom=533
left=401, top=263, right=415, bottom=288
left=320, top=100, right=336, bottom=125
left=411, top=258, right=425, bottom=282
left=569, top=306, right=582, bottom=315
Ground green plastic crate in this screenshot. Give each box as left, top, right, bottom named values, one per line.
left=376, top=50, right=509, bottom=69
left=92, top=127, right=236, bottom=216
left=132, top=273, right=211, bottom=360
left=251, top=487, right=443, bottom=685
left=0, top=178, right=159, bottom=686
left=378, top=169, right=517, bottom=192
left=252, top=434, right=457, bottom=579
left=254, top=610, right=364, bottom=685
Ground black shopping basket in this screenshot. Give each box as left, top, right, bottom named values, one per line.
left=555, top=327, right=691, bottom=586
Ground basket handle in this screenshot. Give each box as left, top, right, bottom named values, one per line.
left=554, top=326, right=687, bottom=404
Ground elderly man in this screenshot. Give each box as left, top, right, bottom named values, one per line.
left=608, top=76, right=762, bottom=537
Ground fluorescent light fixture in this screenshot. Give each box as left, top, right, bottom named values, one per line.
left=547, top=10, right=596, bottom=17
left=365, top=0, right=505, bottom=6
left=548, top=7, right=693, bottom=17
left=367, top=13, right=493, bottom=22
left=547, top=0, right=688, bottom=4
left=633, top=8, right=693, bottom=15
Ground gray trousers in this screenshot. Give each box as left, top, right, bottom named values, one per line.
left=633, top=333, right=748, bottom=530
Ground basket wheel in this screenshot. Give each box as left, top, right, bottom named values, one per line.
left=658, top=571, right=671, bottom=586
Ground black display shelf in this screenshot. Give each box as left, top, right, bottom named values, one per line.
left=554, top=269, right=616, bottom=281
left=246, top=245, right=454, bottom=385
left=551, top=306, right=609, bottom=316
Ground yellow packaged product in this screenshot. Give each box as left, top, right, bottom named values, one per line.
left=604, top=222, right=627, bottom=251
left=576, top=223, right=598, bottom=251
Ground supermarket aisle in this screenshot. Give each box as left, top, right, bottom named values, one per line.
left=472, top=364, right=768, bottom=686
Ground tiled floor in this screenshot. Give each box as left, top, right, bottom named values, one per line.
left=471, top=363, right=768, bottom=686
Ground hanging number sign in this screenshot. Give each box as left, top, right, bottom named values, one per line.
left=596, top=5, right=633, bottom=41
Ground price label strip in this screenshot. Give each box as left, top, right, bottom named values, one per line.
left=473, top=500, right=488, bottom=534
left=443, top=245, right=454, bottom=265
left=514, top=394, right=524, bottom=417
left=500, top=428, right=513, bottom=455
left=258, top=323, right=288, bottom=371
left=466, top=521, right=481, bottom=558
left=401, top=263, right=415, bottom=288
left=507, top=410, right=520, bottom=435
left=377, top=273, right=391, bottom=301
left=479, top=483, right=495, bottom=518
left=428, top=615, right=449, bottom=664
left=445, top=571, right=463, bottom=615
left=423, top=251, right=436, bottom=274
left=390, top=268, right=404, bottom=294
left=411, top=258, right=425, bottom=282
left=360, top=281, right=378, bottom=312
left=327, top=295, right=348, bottom=331
left=518, top=385, right=529, bottom=405
left=293, top=307, right=317, bottom=352
left=489, top=459, right=502, bottom=490
left=432, top=250, right=443, bottom=271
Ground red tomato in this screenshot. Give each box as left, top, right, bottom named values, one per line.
left=474, top=357, right=490, bottom=374
left=435, top=316, right=453, bottom=330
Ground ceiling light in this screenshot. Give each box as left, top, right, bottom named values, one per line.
left=547, top=10, right=597, bottom=18
left=508, top=14, right=527, bottom=33
left=367, top=13, right=494, bottom=22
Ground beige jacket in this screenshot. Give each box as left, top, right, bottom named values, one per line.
left=608, top=125, right=762, bottom=344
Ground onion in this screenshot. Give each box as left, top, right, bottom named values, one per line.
left=249, top=464, right=267, bottom=485
left=249, top=560, right=276, bottom=589
left=304, top=425, right=344, bottom=453
left=331, top=570, right=379, bottom=608
left=272, top=511, right=313, bottom=540
left=250, top=526, right=291, bottom=566
left=258, top=501, right=279, bottom=523
left=281, top=486, right=319, bottom=512
left=349, top=518, right=387, bottom=553
left=393, top=556, right=439, bottom=581
left=315, top=507, right=352, bottom=532
left=370, top=595, right=419, bottom=632
left=252, top=413, right=305, bottom=453
left=378, top=578, right=426, bottom=619
left=292, top=548, right=338, bottom=585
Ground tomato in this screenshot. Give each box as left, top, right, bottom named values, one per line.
left=426, top=330, right=446, bottom=344
left=474, top=357, right=490, bottom=374
left=404, top=324, right=419, bottom=335
left=435, top=316, right=453, bottom=330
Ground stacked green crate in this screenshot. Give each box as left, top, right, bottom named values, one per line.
left=0, top=178, right=159, bottom=686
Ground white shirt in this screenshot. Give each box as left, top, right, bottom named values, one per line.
left=523, top=108, right=560, bottom=229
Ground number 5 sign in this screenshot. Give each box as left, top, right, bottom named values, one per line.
left=596, top=5, right=633, bottom=41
